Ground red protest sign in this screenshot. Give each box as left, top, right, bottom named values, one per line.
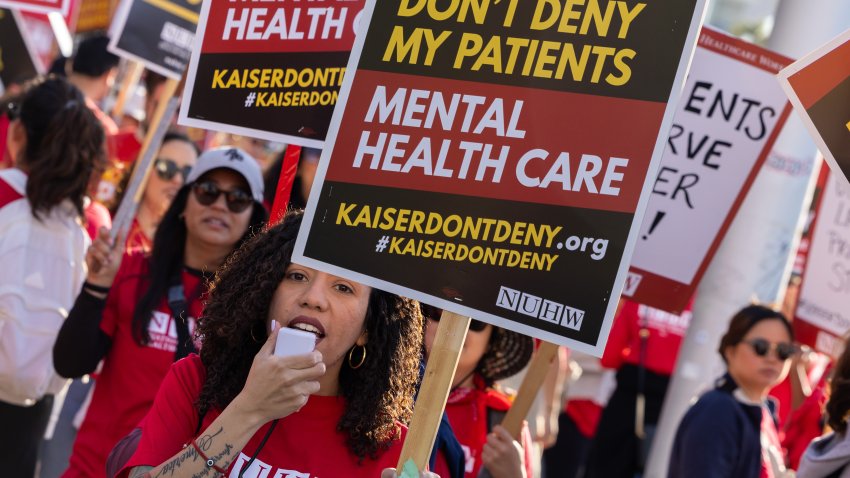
left=0, top=0, right=66, bottom=15
left=624, top=28, right=792, bottom=313
left=293, top=0, right=708, bottom=354
left=180, top=0, right=365, bottom=148
left=779, top=28, right=850, bottom=186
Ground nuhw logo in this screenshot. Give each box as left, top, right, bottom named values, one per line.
left=496, top=286, right=585, bottom=331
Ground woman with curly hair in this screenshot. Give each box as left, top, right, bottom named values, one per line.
left=54, top=147, right=268, bottom=478
left=120, top=210, right=438, bottom=478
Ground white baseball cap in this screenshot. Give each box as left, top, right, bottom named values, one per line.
left=185, top=146, right=264, bottom=203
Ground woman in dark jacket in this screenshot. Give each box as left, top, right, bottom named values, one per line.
left=668, top=305, right=796, bottom=478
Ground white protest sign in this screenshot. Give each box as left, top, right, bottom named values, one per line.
left=625, top=27, right=792, bottom=313
left=795, top=165, right=850, bottom=355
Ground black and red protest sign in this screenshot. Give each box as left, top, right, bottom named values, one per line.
left=0, top=9, right=42, bottom=89
left=0, top=0, right=66, bottom=15
left=108, top=0, right=202, bottom=79
left=294, top=0, right=706, bottom=353
left=779, top=29, right=850, bottom=185
left=624, top=28, right=792, bottom=313
left=179, top=0, right=364, bottom=148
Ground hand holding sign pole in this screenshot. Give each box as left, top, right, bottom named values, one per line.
left=110, top=78, right=180, bottom=242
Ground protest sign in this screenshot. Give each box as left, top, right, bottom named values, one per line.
left=793, top=164, right=850, bottom=357
left=0, top=0, right=66, bottom=15
left=18, top=12, right=55, bottom=70
left=779, top=28, right=850, bottom=185
left=0, top=9, right=43, bottom=88
left=624, top=27, right=792, bottom=313
left=108, top=0, right=201, bottom=79
left=179, top=0, right=364, bottom=148
left=294, top=0, right=708, bottom=355
left=75, top=0, right=109, bottom=32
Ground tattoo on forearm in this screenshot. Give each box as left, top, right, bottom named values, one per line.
left=129, top=467, right=154, bottom=478
left=156, top=445, right=198, bottom=476
left=147, top=427, right=236, bottom=478
left=198, top=427, right=224, bottom=452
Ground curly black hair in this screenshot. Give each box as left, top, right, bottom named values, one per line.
left=196, top=210, right=424, bottom=461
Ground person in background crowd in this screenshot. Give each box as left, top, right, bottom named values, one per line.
left=585, top=299, right=693, bottom=478
left=423, top=305, right=535, bottom=478
left=779, top=348, right=831, bottom=470
left=0, top=76, right=106, bottom=478
left=142, top=71, right=166, bottom=133
left=798, top=335, right=850, bottom=478
left=120, top=210, right=441, bottom=477
left=668, top=305, right=796, bottom=478
left=211, top=131, right=284, bottom=172
left=543, top=351, right=615, bottom=478
left=263, top=146, right=321, bottom=211
left=53, top=147, right=268, bottom=477
left=67, top=34, right=120, bottom=239
left=125, top=132, right=200, bottom=253
left=68, top=34, right=119, bottom=137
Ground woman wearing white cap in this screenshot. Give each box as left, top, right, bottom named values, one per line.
left=53, top=147, right=268, bottom=478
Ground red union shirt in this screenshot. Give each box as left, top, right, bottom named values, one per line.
left=445, top=379, right=534, bottom=478
left=121, top=355, right=414, bottom=478
left=63, top=252, right=205, bottom=478
left=601, top=299, right=694, bottom=375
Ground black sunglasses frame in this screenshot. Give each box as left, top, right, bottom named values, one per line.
left=191, top=181, right=253, bottom=213
left=744, top=338, right=797, bottom=361
left=154, top=158, right=193, bottom=182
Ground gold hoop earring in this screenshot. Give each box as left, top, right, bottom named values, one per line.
left=348, top=344, right=366, bottom=369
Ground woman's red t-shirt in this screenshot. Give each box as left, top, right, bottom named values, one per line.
left=122, top=355, right=417, bottom=478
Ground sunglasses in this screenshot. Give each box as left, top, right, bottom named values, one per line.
left=427, top=313, right=488, bottom=332
left=744, top=338, right=797, bottom=361
left=154, top=158, right=193, bottom=182
left=191, top=181, right=253, bottom=213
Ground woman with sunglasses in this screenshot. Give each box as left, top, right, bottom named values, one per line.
left=120, top=210, right=439, bottom=478
left=668, top=305, right=796, bottom=478
left=125, top=131, right=199, bottom=253
left=423, top=306, right=535, bottom=478
left=54, top=147, right=268, bottom=478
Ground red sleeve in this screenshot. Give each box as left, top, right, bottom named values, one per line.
left=119, top=355, right=205, bottom=476
left=600, top=301, right=638, bottom=369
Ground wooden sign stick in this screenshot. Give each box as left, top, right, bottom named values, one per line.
left=131, top=77, right=179, bottom=204
left=498, top=341, right=560, bottom=438
left=397, top=310, right=470, bottom=473
left=109, top=77, right=179, bottom=241
left=111, top=61, right=145, bottom=120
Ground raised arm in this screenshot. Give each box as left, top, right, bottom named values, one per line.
left=127, top=322, right=325, bottom=478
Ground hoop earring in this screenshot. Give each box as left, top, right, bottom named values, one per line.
left=348, top=344, right=366, bottom=369
left=250, top=323, right=263, bottom=344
